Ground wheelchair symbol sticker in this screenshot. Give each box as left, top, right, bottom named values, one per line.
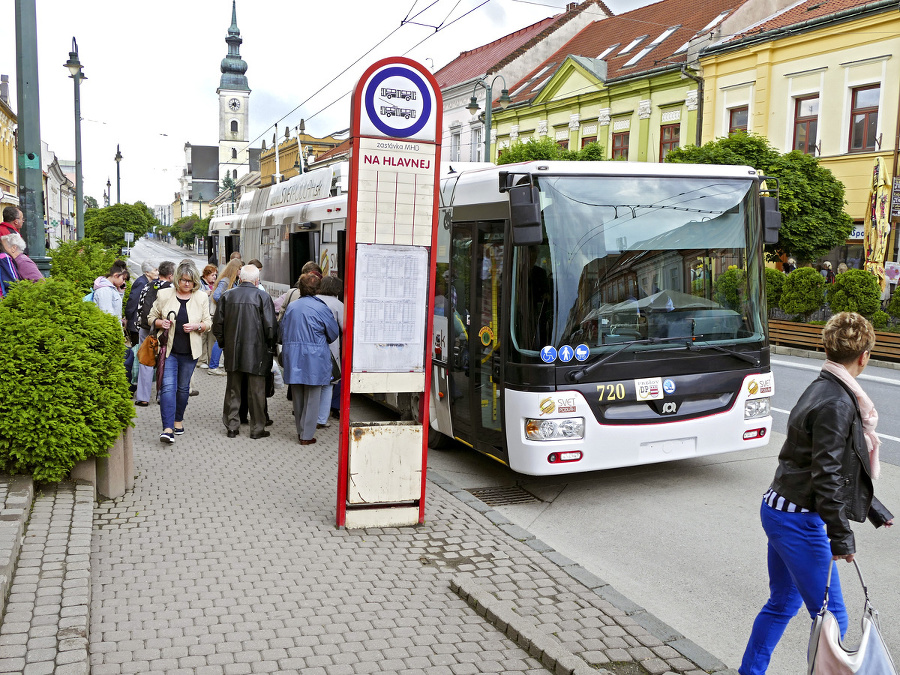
left=540, top=346, right=557, bottom=363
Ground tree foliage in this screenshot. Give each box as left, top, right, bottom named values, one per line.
left=84, top=203, right=157, bottom=249
left=826, top=269, right=881, bottom=316
left=497, top=138, right=605, bottom=164
left=84, top=195, right=99, bottom=210
left=0, top=279, right=134, bottom=482
left=780, top=267, right=825, bottom=321
left=169, top=214, right=210, bottom=246
left=713, top=266, right=746, bottom=312
left=764, top=267, right=785, bottom=314
left=49, top=240, right=119, bottom=295
left=665, top=132, right=852, bottom=262
left=888, top=288, right=900, bottom=321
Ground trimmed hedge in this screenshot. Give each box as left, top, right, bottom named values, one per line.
left=827, top=269, right=880, bottom=316
left=780, top=267, right=825, bottom=321
left=765, top=267, right=785, bottom=314
left=0, top=279, right=134, bottom=481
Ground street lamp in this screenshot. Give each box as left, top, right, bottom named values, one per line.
left=64, top=37, right=86, bottom=239
left=465, top=76, right=511, bottom=162
left=297, top=119, right=306, bottom=176
left=105, top=178, right=111, bottom=207
left=114, top=145, right=123, bottom=203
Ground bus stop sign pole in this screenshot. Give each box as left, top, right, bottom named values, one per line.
left=336, top=57, right=442, bottom=528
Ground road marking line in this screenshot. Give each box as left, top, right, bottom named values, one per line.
left=771, top=359, right=900, bottom=386
left=771, top=407, right=899, bottom=442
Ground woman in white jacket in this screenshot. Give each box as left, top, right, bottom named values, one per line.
left=148, top=261, right=212, bottom=444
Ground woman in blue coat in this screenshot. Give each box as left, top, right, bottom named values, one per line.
left=280, top=272, right=340, bottom=445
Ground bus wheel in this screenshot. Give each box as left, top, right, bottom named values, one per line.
left=428, top=427, right=454, bottom=450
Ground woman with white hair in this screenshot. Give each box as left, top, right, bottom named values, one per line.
left=0, top=232, right=43, bottom=281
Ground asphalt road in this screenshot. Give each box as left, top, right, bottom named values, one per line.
left=425, top=355, right=900, bottom=673
left=126, top=237, right=207, bottom=276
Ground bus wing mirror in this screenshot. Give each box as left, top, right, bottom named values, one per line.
left=760, top=196, right=781, bottom=244
left=509, top=184, right=543, bottom=245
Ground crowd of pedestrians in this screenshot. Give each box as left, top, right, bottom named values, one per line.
left=108, top=249, right=344, bottom=447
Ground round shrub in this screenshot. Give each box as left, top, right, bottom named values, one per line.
left=714, top=266, right=746, bottom=312
left=49, top=240, right=118, bottom=295
left=765, top=267, right=785, bottom=313
left=780, top=267, right=825, bottom=321
left=826, top=268, right=880, bottom=316
left=871, top=310, right=890, bottom=330
left=887, top=288, right=900, bottom=321
left=0, top=279, right=134, bottom=482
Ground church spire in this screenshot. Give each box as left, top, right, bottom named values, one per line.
left=219, top=0, right=249, bottom=92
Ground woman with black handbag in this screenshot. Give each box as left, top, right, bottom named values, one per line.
left=739, top=312, right=893, bottom=674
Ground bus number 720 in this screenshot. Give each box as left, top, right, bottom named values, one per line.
left=597, top=383, right=626, bottom=402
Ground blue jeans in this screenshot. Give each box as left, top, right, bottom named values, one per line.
left=159, top=352, right=197, bottom=431
left=210, top=341, right=222, bottom=369
left=739, top=501, right=848, bottom=675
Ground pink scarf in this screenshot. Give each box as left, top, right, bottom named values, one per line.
left=821, top=360, right=880, bottom=479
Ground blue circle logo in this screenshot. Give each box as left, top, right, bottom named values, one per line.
left=558, top=345, right=574, bottom=363
left=663, top=379, right=676, bottom=394
left=574, top=344, right=590, bottom=362
left=540, top=346, right=557, bottom=363
left=364, top=66, right=432, bottom=138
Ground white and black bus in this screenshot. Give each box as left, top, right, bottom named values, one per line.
left=211, top=160, right=780, bottom=476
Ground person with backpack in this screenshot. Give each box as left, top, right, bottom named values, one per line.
left=134, top=260, right=175, bottom=406
left=92, top=260, right=128, bottom=320
left=124, top=261, right=158, bottom=346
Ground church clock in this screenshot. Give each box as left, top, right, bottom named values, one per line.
left=228, top=98, right=241, bottom=111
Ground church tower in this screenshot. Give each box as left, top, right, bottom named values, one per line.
left=218, top=0, right=250, bottom=184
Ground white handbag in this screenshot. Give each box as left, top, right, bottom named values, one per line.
left=808, top=558, right=897, bottom=675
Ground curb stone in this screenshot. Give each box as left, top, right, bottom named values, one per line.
left=0, top=476, right=33, bottom=622
left=429, top=467, right=734, bottom=674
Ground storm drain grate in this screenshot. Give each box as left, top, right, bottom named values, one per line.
left=466, top=485, right=540, bottom=506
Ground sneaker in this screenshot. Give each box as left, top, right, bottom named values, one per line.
left=173, top=425, right=185, bottom=436
left=198, top=363, right=209, bottom=369
left=159, top=432, right=175, bottom=444
left=208, top=368, right=226, bottom=376
left=316, top=422, right=330, bottom=429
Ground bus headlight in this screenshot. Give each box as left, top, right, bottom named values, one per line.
left=525, top=417, right=585, bottom=441
left=745, top=398, right=770, bottom=420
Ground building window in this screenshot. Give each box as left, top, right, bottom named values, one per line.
left=581, top=136, right=597, bottom=147
left=793, top=96, right=819, bottom=155
left=471, top=127, right=483, bottom=162
left=230, top=120, right=238, bottom=133
left=232, top=169, right=237, bottom=179
left=612, top=132, right=629, bottom=159
left=450, top=131, right=460, bottom=162
left=729, top=107, right=748, bottom=134
left=849, top=85, right=880, bottom=152
left=231, top=148, right=237, bottom=159
left=659, top=124, right=680, bottom=161
left=557, top=139, right=569, bottom=150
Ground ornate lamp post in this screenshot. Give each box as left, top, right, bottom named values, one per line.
left=64, top=37, right=87, bottom=239
left=105, top=178, right=111, bottom=207
left=465, top=76, right=512, bottom=162
left=297, top=119, right=306, bottom=176
left=114, top=145, right=123, bottom=203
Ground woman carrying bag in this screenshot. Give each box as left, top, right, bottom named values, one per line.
left=739, top=312, right=893, bottom=674
left=148, top=261, right=212, bottom=444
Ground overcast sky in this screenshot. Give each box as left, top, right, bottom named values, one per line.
left=1, top=0, right=653, bottom=208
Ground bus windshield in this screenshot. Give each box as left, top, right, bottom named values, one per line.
left=511, top=175, right=765, bottom=358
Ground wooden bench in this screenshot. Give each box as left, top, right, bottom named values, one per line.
left=768, top=319, right=900, bottom=363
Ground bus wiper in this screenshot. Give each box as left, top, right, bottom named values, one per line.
left=687, top=340, right=760, bottom=367
left=567, top=336, right=694, bottom=383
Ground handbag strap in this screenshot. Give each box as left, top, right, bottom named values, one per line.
left=820, top=558, right=868, bottom=612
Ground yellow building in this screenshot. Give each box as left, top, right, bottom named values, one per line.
left=699, top=0, right=900, bottom=265
left=259, top=129, right=343, bottom=187
left=0, top=78, right=17, bottom=213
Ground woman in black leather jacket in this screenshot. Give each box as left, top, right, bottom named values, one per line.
left=739, top=312, right=893, bottom=675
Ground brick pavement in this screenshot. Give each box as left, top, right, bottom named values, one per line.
left=84, top=370, right=730, bottom=674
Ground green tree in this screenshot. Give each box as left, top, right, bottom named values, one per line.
left=665, top=132, right=852, bottom=262
left=496, top=137, right=606, bottom=164
left=49, top=240, right=119, bottom=295
left=826, top=269, right=881, bottom=316
left=84, top=195, right=99, bottom=210
left=780, top=267, right=825, bottom=321
left=84, top=203, right=155, bottom=249
left=713, top=266, right=746, bottom=312
left=221, top=175, right=236, bottom=193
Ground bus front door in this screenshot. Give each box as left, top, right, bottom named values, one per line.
left=448, top=221, right=505, bottom=454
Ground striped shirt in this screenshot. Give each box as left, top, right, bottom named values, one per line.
left=763, top=488, right=810, bottom=513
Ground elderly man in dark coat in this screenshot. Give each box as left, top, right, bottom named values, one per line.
left=213, top=264, right=276, bottom=439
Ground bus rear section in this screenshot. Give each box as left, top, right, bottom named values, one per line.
left=430, top=161, right=780, bottom=475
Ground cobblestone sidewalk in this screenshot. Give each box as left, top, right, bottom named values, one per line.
left=84, top=371, right=729, bottom=674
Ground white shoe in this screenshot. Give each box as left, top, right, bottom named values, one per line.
left=198, top=363, right=209, bottom=369
left=208, top=368, right=226, bottom=376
